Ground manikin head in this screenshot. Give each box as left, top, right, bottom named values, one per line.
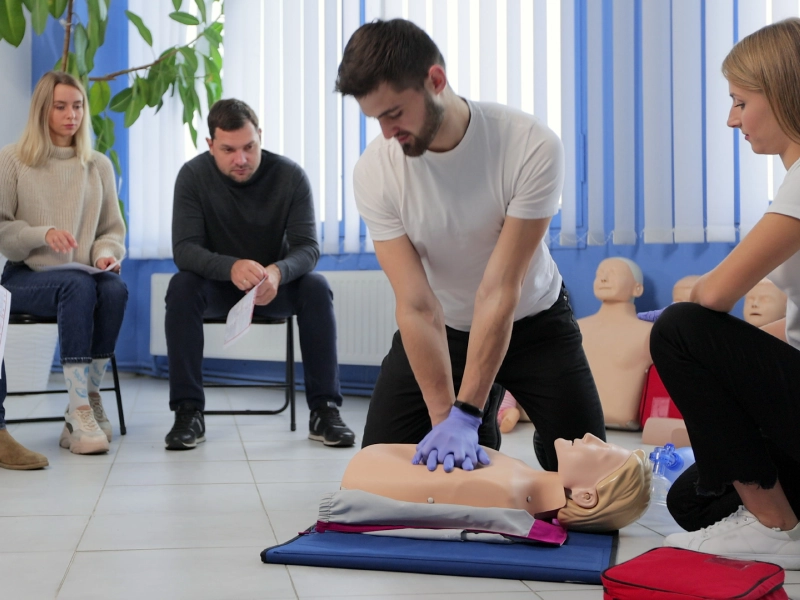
left=593, top=258, right=644, bottom=304
left=336, top=19, right=447, bottom=157
left=672, top=275, right=700, bottom=303
left=744, top=278, right=787, bottom=327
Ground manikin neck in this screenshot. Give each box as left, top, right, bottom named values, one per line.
left=595, top=300, right=638, bottom=318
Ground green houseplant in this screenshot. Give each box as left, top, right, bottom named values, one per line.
left=0, top=0, right=224, bottom=175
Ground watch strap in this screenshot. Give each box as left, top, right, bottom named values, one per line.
left=453, top=399, right=484, bottom=419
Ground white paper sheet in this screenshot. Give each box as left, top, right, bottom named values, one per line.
left=0, top=284, right=10, bottom=378
left=38, top=259, right=122, bottom=274
left=223, top=285, right=259, bottom=348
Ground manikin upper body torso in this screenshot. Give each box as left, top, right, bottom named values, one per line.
left=577, top=258, right=653, bottom=428
left=340, top=436, right=631, bottom=519
left=743, top=278, right=788, bottom=328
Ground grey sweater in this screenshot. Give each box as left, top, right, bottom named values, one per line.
left=172, top=150, right=319, bottom=283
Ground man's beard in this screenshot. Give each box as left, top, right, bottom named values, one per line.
left=399, top=93, right=445, bottom=157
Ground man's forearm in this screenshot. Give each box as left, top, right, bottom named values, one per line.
left=396, top=306, right=456, bottom=426
left=458, top=286, right=518, bottom=410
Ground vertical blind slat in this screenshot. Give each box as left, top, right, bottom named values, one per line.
left=611, top=0, right=635, bottom=245
left=586, top=0, right=605, bottom=245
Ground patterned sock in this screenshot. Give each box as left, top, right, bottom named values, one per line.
left=87, top=359, right=109, bottom=395
left=63, top=364, right=91, bottom=413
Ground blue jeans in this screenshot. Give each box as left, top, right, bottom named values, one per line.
left=164, top=270, right=343, bottom=413
left=1, top=262, right=128, bottom=364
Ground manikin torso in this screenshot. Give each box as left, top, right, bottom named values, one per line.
left=577, top=259, right=653, bottom=429
left=340, top=439, right=631, bottom=519
left=744, top=278, right=787, bottom=327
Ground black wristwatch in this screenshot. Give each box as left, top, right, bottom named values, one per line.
left=453, top=400, right=484, bottom=419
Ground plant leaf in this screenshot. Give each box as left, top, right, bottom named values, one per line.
left=0, top=0, right=26, bottom=47
left=47, top=0, right=67, bottom=18
left=203, top=24, right=222, bottom=46
left=169, top=10, right=199, bottom=26
left=179, top=47, right=198, bottom=74
left=171, top=0, right=181, bottom=10
left=108, top=149, right=121, bottom=176
left=88, top=80, right=111, bottom=116
left=28, top=0, right=49, bottom=35
left=193, top=0, right=206, bottom=23
left=73, top=23, right=89, bottom=74
left=87, top=0, right=107, bottom=48
left=109, top=87, right=133, bottom=112
left=125, top=10, right=152, bottom=46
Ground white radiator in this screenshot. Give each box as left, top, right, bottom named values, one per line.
left=150, top=270, right=396, bottom=366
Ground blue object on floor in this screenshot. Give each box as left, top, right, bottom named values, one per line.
left=261, top=528, right=617, bottom=584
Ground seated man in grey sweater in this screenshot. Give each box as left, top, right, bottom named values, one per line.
left=164, top=98, right=355, bottom=450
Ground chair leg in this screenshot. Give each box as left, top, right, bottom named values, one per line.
left=110, top=355, right=126, bottom=435
left=287, top=316, right=296, bottom=432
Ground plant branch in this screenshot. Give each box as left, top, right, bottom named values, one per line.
left=60, top=0, right=75, bottom=71
left=87, top=17, right=220, bottom=82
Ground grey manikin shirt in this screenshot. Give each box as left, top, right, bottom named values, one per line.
left=172, top=149, right=319, bottom=283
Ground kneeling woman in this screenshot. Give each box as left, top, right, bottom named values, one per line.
left=650, top=18, right=800, bottom=570
left=0, top=71, right=127, bottom=455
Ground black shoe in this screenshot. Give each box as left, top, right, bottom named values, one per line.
left=309, top=402, right=355, bottom=447
left=165, top=407, right=206, bottom=450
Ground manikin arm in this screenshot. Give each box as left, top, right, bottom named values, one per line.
left=373, top=235, right=455, bottom=425
left=458, top=216, right=552, bottom=412
left=691, top=213, right=800, bottom=312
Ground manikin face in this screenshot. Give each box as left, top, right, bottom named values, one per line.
left=593, top=259, right=641, bottom=303
left=554, top=433, right=631, bottom=508
left=207, top=123, right=262, bottom=183
left=727, top=82, right=790, bottom=158
left=672, top=275, right=700, bottom=303
left=357, top=81, right=445, bottom=157
left=49, top=83, right=84, bottom=147
left=743, top=280, right=787, bottom=327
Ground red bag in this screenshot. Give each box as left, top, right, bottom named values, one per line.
left=602, top=547, right=788, bottom=600
left=639, top=365, right=683, bottom=428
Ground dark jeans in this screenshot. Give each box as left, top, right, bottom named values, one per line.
left=651, top=302, right=800, bottom=530
left=0, top=361, right=5, bottom=429
left=1, top=262, right=128, bottom=363
left=165, top=270, right=343, bottom=413
left=362, top=284, right=606, bottom=471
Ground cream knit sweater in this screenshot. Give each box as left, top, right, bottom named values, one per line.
left=0, top=144, right=126, bottom=270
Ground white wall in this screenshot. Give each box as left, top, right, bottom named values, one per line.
left=0, top=30, right=32, bottom=149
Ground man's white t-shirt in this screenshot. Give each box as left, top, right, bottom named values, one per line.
left=766, top=157, right=800, bottom=350
left=354, top=100, right=564, bottom=331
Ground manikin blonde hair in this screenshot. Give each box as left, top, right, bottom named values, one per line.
left=17, top=71, right=93, bottom=167
left=557, top=449, right=652, bottom=532
left=722, top=17, right=800, bottom=145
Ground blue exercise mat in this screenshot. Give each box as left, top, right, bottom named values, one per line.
left=261, top=528, right=617, bottom=584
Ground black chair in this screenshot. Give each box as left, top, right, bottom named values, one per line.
left=200, top=315, right=296, bottom=431
left=4, top=314, right=127, bottom=435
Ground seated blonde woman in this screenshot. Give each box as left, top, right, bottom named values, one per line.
left=340, top=435, right=651, bottom=533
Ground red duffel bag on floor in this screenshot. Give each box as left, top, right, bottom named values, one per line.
left=601, top=547, right=788, bottom=599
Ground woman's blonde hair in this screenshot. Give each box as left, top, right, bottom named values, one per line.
left=17, top=71, right=93, bottom=167
left=722, top=17, right=800, bottom=144
left=557, top=449, right=651, bottom=533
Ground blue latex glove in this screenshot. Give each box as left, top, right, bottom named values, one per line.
left=637, top=307, right=666, bottom=322
left=413, top=405, right=491, bottom=473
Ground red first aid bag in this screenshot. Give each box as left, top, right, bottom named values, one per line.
left=601, top=547, right=788, bottom=600
left=639, top=365, right=683, bottom=429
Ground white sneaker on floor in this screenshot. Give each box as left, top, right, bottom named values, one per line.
left=664, top=505, right=800, bottom=570
left=59, top=406, right=110, bottom=455
left=87, top=393, right=112, bottom=442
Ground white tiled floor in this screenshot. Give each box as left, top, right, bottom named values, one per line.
left=2, top=374, right=799, bottom=599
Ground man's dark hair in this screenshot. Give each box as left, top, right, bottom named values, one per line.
left=207, top=99, right=259, bottom=139
left=335, top=19, right=445, bottom=97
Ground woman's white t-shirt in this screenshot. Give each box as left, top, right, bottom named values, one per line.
left=353, top=100, right=564, bottom=331
left=767, top=158, right=800, bottom=350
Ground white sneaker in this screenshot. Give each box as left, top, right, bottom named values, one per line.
left=59, top=406, right=110, bottom=455
left=664, top=505, right=800, bottom=570
left=88, top=393, right=112, bottom=442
